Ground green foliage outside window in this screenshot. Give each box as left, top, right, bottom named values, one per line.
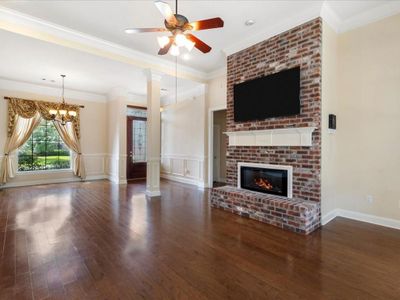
left=18, top=119, right=71, bottom=171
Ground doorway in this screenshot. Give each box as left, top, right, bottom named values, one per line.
left=212, top=109, right=227, bottom=187
left=127, top=106, right=147, bottom=181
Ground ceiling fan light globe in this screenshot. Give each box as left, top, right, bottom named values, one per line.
left=170, top=45, right=180, bottom=56
left=184, top=39, right=195, bottom=52
left=124, top=28, right=135, bottom=34
left=175, top=34, right=187, bottom=47
left=157, top=36, right=170, bottom=48
left=59, top=109, right=67, bottom=116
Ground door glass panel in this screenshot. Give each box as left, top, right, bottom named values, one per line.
left=127, top=107, right=147, bottom=118
left=132, top=120, right=146, bottom=162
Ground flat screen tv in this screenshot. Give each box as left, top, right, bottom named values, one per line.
left=233, top=66, right=300, bottom=122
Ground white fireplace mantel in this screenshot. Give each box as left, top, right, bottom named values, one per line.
left=224, top=127, right=316, bottom=147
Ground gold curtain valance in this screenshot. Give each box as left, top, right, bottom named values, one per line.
left=6, top=97, right=81, bottom=139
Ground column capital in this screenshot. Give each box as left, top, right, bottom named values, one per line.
left=143, top=69, right=163, bottom=82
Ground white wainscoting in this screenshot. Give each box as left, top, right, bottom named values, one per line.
left=0, top=153, right=109, bottom=188
left=161, top=154, right=207, bottom=188
left=105, top=154, right=127, bottom=184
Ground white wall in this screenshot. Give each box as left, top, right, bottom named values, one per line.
left=161, top=88, right=207, bottom=187
left=0, top=83, right=108, bottom=188
left=321, top=21, right=339, bottom=217
left=206, top=75, right=227, bottom=110
left=213, top=109, right=227, bottom=182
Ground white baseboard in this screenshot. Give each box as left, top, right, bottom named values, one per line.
left=107, top=174, right=127, bottom=185
left=161, top=173, right=205, bottom=188
left=0, top=174, right=108, bottom=189
left=322, top=208, right=400, bottom=230
left=321, top=209, right=340, bottom=225
left=86, top=175, right=108, bottom=181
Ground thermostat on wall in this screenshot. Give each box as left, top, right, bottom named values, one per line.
left=328, top=114, right=336, bottom=134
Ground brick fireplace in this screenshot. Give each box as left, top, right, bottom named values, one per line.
left=211, top=18, right=322, bottom=234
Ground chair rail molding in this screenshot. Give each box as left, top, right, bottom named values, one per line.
left=225, top=127, right=317, bottom=147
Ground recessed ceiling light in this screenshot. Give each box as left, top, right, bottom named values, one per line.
left=245, top=19, right=255, bottom=26
left=182, top=53, right=190, bottom=61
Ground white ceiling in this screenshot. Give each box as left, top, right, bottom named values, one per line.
left=0, top=0, right=399, bottom=98
left=0, top=28, right=201, bottom=100
left=2, top=0, right=399, bottom=73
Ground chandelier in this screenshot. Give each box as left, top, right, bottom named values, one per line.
left=49, top=75, right=77, bottom=125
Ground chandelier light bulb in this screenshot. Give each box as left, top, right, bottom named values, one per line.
left=170, top=44, right=180, bottom=56
left=49, top=109, right=58, bottom=116
left=68, top=111, right=77, bottom=117
left=59, top=109, right=67, bottom=116
left=157, top=36, right=170, bottom=48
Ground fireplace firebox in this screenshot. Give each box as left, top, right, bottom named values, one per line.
left=237, top=163, right=293, bottom=198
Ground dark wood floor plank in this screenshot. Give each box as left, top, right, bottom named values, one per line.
left=0, top=180, right=400, bottom=299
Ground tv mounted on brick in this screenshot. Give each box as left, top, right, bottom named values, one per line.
left=233, top=66, right=301, bottom=122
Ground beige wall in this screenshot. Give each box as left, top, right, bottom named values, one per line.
left=334, top=13, right=400, bottom=220
left=0, top=88, right=108, bottom=187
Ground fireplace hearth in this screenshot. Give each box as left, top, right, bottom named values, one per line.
left=238, top=163, right=293, bottom=198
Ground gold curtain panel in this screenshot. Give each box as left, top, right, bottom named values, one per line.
left=6, top=97, right=81, bottom=139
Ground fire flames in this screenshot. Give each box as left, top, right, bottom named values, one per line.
left=254, top=177, right=273, bottom=190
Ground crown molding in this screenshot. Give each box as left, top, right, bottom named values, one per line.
left=0, top=5, right=208, bottom=83
left=336, top=1, right=400, bottom=33
left=0, top=77, right=107, bottom=103
left=223, top=1, right=400, bottom=56
left=207, top=67, right=227, bottom=80
left=320, top=1, right=341, bottom=33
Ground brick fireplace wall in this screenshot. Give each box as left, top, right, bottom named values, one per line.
left=226, top=18, right=322, bottom=202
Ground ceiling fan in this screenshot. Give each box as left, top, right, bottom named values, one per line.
left=124, top=0, right=224, bottom=56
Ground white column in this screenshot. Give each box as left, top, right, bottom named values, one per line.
left=107, top=87, right=129, bottom=184
left=144, top=69, right=162, bottom=197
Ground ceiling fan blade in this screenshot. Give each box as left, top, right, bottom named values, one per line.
left=154, top=0, right=178, bottom=26
left=125, top=28, right=168, bottom=34
left=189, top=17, right=224, bottom=31
left=186, top=34, right=212, bottom=53
left=158, top=38, right=173, bottom=55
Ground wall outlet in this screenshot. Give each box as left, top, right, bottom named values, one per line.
left=366, top=195, right=374, bottom=204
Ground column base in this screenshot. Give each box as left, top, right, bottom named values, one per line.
left=145, top=190, right=161, bottom=197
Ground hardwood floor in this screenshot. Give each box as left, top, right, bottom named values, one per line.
left=1, top=180, right=399, bottom=299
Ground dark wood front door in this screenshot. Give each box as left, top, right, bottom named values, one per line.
left=127, top=115, right=147, bottom=180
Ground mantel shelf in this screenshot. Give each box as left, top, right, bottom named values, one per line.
left=224, top=127, right=316, bottom=147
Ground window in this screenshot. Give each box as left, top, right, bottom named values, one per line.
left=132, top=119, right=147, bottom=162
left=18, top=119, right=71, bottom=171
left=127, top=107, right=147, bottom=163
